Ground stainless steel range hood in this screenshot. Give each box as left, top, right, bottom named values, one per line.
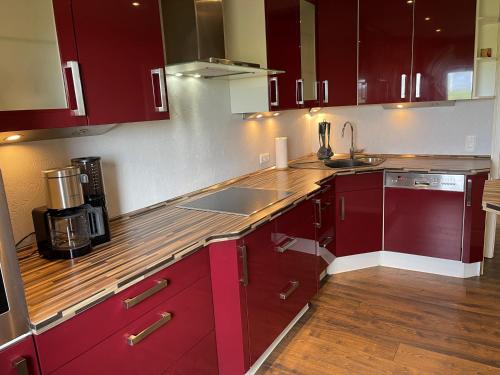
left=161, top=0, right=284, bottom=79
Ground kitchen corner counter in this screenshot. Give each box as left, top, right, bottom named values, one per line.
left=483, top=179, right=500, bottom=214
left=18, top=153, right=491, bottom=333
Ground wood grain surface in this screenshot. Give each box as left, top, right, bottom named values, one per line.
left=483, top=179, right=500, bottom=214
left=258, top=238, right=500, bottom=374
left=17, top=154, right=491, bottom=332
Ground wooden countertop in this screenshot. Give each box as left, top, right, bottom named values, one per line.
left=483, top=179, right=500, bottom=214
left=18, top=154, right=491, bottom=333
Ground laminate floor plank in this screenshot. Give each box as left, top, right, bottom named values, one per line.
left=258, top=236, right=500, bottom=374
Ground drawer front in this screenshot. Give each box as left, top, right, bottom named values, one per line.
left=164, top=331, right=219, bottom=375
left=37, top=248, right=210, bottom=374
left=335, top=171, right=383, bottom=193
left=0, top=336, right=40, bottom=375
left=52, top=276, right=214, bottom=375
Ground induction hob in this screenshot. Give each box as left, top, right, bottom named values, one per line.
left=177, top=186, right=293, bottom=216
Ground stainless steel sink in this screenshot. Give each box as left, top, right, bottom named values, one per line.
left=324, top=157, right=385, bottom=169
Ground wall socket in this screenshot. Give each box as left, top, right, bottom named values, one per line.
left=465, top=135, right=477, bottom=152
left=259, top=153, right=271, bottom=166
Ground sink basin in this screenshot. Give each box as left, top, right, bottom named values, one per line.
left=324, top=159, right=368, bottom=168
left=324, top=157, right=385, bottom=169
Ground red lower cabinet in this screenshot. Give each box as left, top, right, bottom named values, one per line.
left=335, top=173, right=384, bottom=257
left=0, top=336, right=40, bottom=375
left=52, top=276, right=215, bottom=375
left=209, top=199, right=319, bottom=375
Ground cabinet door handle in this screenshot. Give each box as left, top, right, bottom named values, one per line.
left=280, top=280, right=299, bottom=300
left=296, top=79, right=304, bottom=105
left=323, top=80, right=329, bottom=104
left=123, top=279, right=169, bottom=310
left=275, top=237, right=298, bottom=253
left=320, top=236, right=334, bottom=248
left=239, top=245, right=249, bottom=286
left=340, top=196, right=346, bottom=221
left=401, top=74, right=407, bottom=99
left=314, top=199, right=322, bottom=228
left=270, top=77, right=279, bottom=107
left=466, top=178, right=473, bottom=207
left=63, top=61, right=86, bottom=116
left=415, top=73, right=422, bottom=98
left=151, top=68, right=168, bottom=112
left=12, top=357, right=29, bottom=375
left=127, top=312, right=172, bottom=346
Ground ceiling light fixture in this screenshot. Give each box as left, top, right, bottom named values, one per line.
left=132, top=2, right=140, bottom=6
left=435, top=28, right=442, bottom=33
left=425, top=17, right=431, bottom=21
left=4, top=134, right=22, bottom=142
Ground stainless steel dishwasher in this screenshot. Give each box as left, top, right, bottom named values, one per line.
left=384, top=172, right=466, bottom=261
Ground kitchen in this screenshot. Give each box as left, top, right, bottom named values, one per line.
left=0, top=0, right=500, bottom=374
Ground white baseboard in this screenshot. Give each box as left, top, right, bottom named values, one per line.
left=245, top=304, right=309, bottom=375
left=327, top=251, right=482, bottom=279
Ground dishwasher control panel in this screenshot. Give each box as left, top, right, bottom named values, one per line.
left=385, top=172, right=465, bottom=192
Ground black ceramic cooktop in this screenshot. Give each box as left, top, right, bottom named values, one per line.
left=177, top=186, right=293, bottom=216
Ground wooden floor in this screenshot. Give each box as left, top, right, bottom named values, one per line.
left=258, top=236, right=500, bottom=374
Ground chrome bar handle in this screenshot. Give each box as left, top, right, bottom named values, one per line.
left=415, top=73, right=422, bottom=98
left=123, top=279, right=168, bottom=309
left=314, top=199, right=322, bottom=229
left=340, top=196, right=346, bottom=221
left=314, top=81, right=319, bottom=101
left=151, top=68, right=168, bottom=112
left=401, top=74, right=407, bottom=99
left=275, top=237, right=298, bottom=253
left=320, top=237, right=334, bottom=248
left=296, top=79, right=304, bottom=105
left=466, top=178, right=473, bottom=207
left=280, top=281, right=299, bottom=300
left=323, top=80, right=329, bottom=104
left=127, top=312, right=172, bottom=346
left=239, top=245, right=249, bottom=286
left=12, top=357, right=29, bottom=375
left=63, top=61, right=86, bottom=116
left=270, top=77, right=279, bottom=107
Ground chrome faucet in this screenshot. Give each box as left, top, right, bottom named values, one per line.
left=341, top=121, right=356, bottom=159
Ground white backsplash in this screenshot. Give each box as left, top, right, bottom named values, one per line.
left=0, top=78, right=494, bottom=242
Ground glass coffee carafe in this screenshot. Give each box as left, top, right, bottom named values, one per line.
left=48, top=207, right=91, bottom=253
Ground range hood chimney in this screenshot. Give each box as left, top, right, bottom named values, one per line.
left=161, top=0, right=284, bottom=79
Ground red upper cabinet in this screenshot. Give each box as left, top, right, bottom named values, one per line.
left=317, top=0, right=358, bottom=107
left=265, top=0, right=302, bottom=110
left=358, top=0, right=414, bottom=105
left=0, top=0, right=87, bottom=132
left=71, top=0, right=169, bottom=125
left=412, top=0, right=476, bottom=102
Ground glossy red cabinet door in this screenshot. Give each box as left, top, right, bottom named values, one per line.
left=52, top=276, right=214, bottom=375
left=315, top=183, right=335, bottom=256
left=385, top=188, right=464, bottom=260
left=0, top=0, right=87, bottom=132
left=0, top=336, right=40, bottom=375
left=335, top=186, right=383, bottom=257
left=265, top=0, right=301, bottom=110
left=412, top=0, right=476, bottom=101
left=317, top=0, right=358, bottom=107
left=358, top=0, right=414, bottom=104
left=71, top=0, right=169, bottom=126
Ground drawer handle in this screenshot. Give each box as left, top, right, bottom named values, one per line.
left=280, top=280, right=300, bottom=300
left=127, top=312, right=172, bottom=346
left=239, top=245, right=249, bottom=286
left=123, top=279, right=169, bottom=309
left=320, top=237, right=334, bottom=248
left=275, top=237, right=298, bottom=253
left=12, top=357, right=29, bottom=375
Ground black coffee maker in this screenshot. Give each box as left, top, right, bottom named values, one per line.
left=71, top=157, right=111, bottom=246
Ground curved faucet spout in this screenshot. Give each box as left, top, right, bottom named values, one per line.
left=342, top=121, right=355, bottom=159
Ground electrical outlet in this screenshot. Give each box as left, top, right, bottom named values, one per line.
left=259, top=153, right=271, bottom=166
left=465, top=135, right=477, bottom=152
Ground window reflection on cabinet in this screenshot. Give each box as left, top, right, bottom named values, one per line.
left=0, top=0, right=67, bottom=111
left=299, top=0, right=318, bottom=104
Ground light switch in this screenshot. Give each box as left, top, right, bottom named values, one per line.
left=259, top=153, right=271, bottom=166
left=465, top=135, right=477, bottom=152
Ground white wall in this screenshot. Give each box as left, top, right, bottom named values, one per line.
left=309, top=99, right=494, bottom=156
left=0, top=78, right=312, bottom=242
